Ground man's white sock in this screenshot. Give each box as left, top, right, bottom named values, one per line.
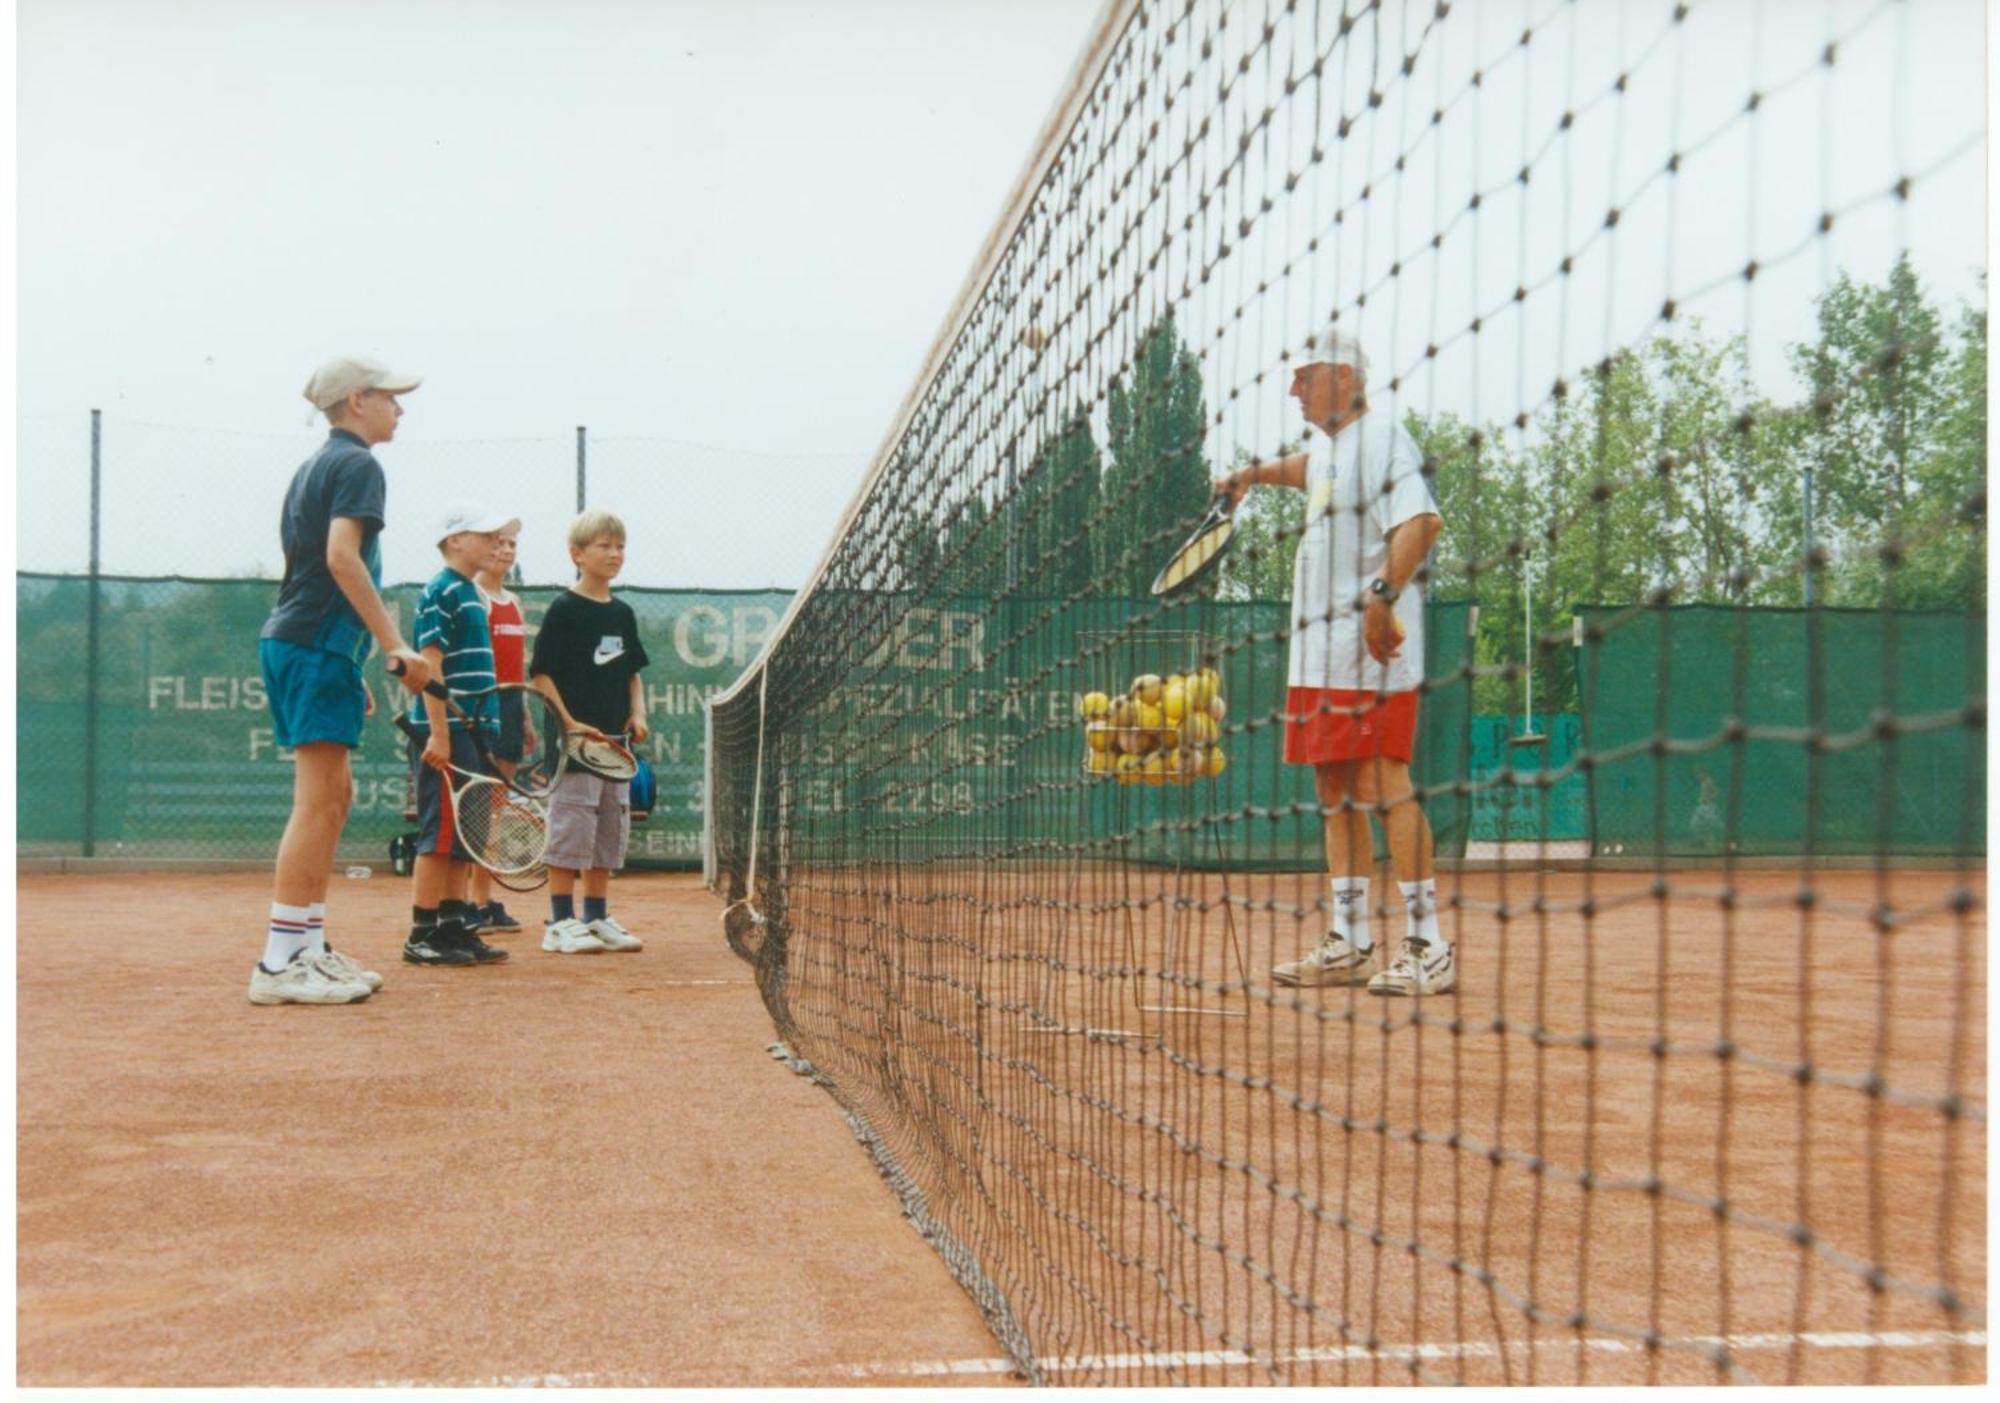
left=262, top=903, right=314, bottom=971
left=1399, top=879, right=1443, bottom=947
left=308, top=902, right=328, bottom=954
left=1330, top=877, right=1371, bottom=952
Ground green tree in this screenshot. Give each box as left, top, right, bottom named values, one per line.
left=1013, top=407, right=1102, bottom=601
left=1098, top=313, right=1211, bottom=595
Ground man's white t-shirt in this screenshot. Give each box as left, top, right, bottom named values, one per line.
left=1287, top=412, right=1440, bottom=694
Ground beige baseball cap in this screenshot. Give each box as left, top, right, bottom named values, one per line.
left=303, top=356, right=423, bottom=411
left=436, top=504, right=521, bottom=545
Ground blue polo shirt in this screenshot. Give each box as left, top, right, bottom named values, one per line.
left=259, top=428, right=385, bottom=664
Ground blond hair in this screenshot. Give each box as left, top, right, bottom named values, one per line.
left=568, top=510, right=627, bottom=552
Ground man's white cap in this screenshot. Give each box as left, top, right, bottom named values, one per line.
left=303, top=356, right=423, bottom=411
left=436, top=503, right=521, bottom=545
left=1303, top=326, right=1369, bottom=379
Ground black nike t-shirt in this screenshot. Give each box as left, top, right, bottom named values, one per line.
left=529, top=589, right=650, bottom=735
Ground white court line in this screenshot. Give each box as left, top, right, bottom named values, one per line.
left=825, top=1328, right=1988, bottom=1380
left=367, top=1330, right=1986, bottom=1388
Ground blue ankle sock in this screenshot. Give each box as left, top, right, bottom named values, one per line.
left=551, top=894, right=575, bottom=923
left=583, top=896, right=608, bottom=923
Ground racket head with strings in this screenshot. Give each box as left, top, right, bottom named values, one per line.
left=565, top=729, right=639, bottom=781
left=392, top=671, right=570, bottom=801
left=449, top=777, right=550, bottom=876
left=1150, top=496, right=1237, bottom=597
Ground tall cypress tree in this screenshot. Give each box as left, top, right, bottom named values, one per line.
left=1099, top=314, right=1212, bottom=596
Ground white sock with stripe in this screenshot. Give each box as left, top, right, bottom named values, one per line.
left=262, top=903, right=314, bottom=971
left=1330, top=877, right=1371, bottom=952
left=1399, top=879, right=1443, bottom=947
left=308, top=902, right=328, bottom=954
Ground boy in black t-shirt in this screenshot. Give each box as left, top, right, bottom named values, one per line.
left=530, top=511, right=652, bottom=954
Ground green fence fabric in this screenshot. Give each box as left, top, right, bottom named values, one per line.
left=1576, top=605, right=1986, bottom=857
left=17, top=574, right=789, bottom=865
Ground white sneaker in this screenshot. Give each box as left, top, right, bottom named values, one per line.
left=317, top=945, right=384, bottom=992
left=1272, top=935, right=1378, bottom=988
left=543, top=917, right=607, bottom=954
left=588, top=916, right=643, bottom=952
left=1367, top=938, right=1457, bottom=997
left=249, top=948, right=371, bottom=1005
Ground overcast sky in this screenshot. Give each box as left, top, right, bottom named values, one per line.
left=16, top=0, right=1104, bottom=586
left=15, top=0, right=1988, bottom=591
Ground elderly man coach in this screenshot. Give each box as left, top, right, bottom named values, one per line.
left=1215, top=331, right=1453, bottom=997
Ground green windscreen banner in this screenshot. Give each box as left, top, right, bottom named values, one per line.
left=17, top=574, right=791, bottom=865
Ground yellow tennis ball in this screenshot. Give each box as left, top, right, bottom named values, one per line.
left=1086, top=747, right=1116, bottom=774
left=1135, top=701, right=1164, bottom=731
left=1140, top=752, right=1170, bottom=785
left=1079, top=690, right=1111, bottom=720
left=1184, top=674, right=1216, bottom=711
left=1208, top=695, right=1228, bottom=723
left=1181, top=712, right=1218, bottom=747
left=1131, top=674, right=1163, bottom=706
left=1115, top=725, right=1145, bottom=755
left=1203, top=746, right=1228, bottom=778
left=1108, top=696, right=1137, bottom=728
left=1085, top=723, right=1114, bottom=753
left=1175, top=745, right=1207, bottom=777
left=1115, top=752, right=1144, bottom=783
left=1162, top=680, right=1186, bottom=723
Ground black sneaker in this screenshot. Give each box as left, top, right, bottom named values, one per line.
left=481, top=902, right=523, bottom=932
left=403, top=930, right=476, bottom=966
left=461, top=930, right=510, bottom=964
left=452, top=903, right=485, bottom=935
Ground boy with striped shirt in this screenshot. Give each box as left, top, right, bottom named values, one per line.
left=402, top=505, right=518, bottom=968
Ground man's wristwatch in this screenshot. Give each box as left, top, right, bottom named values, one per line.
left=1368, top=577, right=1400, bottom=605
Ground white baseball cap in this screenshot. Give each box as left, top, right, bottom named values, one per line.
left=303, top=356, right=423, bottom=411
left=1302, top=327, right=1369, bottom=377
left=436, top=504, right=521, bottom=544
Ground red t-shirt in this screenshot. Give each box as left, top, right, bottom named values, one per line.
left=487, top=591, right=527, bottom=684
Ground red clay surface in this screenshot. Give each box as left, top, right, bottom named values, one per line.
left=16, top=871, right=1014, bottom=1387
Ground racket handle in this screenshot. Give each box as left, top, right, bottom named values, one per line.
left=386, top=657, right=451, bottom=700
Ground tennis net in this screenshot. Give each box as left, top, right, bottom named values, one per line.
left=706, top=0, right=1984, bottom=1384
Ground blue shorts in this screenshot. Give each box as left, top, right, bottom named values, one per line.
left=260, top=638, right=366, bottom=749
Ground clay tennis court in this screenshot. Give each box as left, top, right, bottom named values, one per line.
left=18, top=864, right=1983, bottom=1386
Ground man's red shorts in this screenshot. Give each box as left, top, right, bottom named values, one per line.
left=1283, top=687, right=1420, bottom=765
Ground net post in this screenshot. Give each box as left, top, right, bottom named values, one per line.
left=82, top=408, right=102, bottom=858
left=575, top=425, right=587, bottom=512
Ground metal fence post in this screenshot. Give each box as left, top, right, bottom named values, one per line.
left=83, top=408, right=102, bottom=857
left=576, top=425, right=587, bottom=512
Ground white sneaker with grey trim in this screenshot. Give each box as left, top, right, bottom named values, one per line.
left=588, top=916, right=643, bottom=952
left=543, top=918, right=607, bottom=955
left=317, top=946, right=383, bottom=992
left=1367, top=937, right=1457, bottom=997
left=1272, top=935, right=1379, bottom=988
left=248, top=948, right=371, bottom=1005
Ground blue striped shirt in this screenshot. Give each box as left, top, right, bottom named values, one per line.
left=407, top=568, right=497, bottom=734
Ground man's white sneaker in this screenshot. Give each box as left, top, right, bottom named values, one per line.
left=1272, top=935, right=1379, bottom=988
left=249, top=948, right=371, bottom=1005
left=588, top=916, right=643, bottom=952
left=543, top=918, right=607, bottom=954
left=317, top=946, right=383, bottom=992
left=1367, top=938, right=1457, bottom=997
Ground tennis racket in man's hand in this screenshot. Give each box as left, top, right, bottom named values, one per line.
left=1151, top=493, right=1238, bottom=597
